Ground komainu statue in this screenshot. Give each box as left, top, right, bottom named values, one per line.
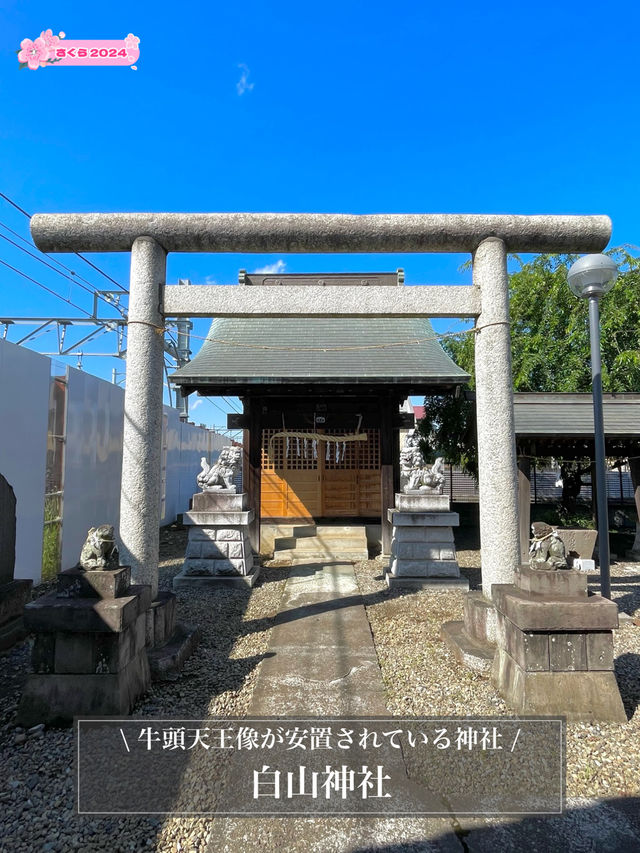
left=78, top=524, right=119, bottom=571
left=529, top=521, right=569, bottom=571
left=197, top=446, right=242, bottom=492
left=405, top=457, right=446, bottom=494
left=400, top=429, right=423, bottom=480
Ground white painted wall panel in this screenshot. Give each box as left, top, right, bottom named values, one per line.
left=0, top=340, right=230, bottom=579
left=161, top=411, right=227, bottom=523
left=0, top=341, right=49, bottom=583
left=61, top=368, right=124, bottom=571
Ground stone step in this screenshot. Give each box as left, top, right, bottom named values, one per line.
left=275, top=535, right=366, bottom=550
left=440, top=620, right=495, bottom=673
left=272, top=525, right=368, bottom=563
left=274, top=549, right=368, bottom=564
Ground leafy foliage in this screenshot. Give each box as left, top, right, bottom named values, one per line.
left=418, top=248, right=640, bottom=477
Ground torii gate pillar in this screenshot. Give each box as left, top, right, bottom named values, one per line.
left=119, top=236, right=166, bottom=598
left=473, top=238, right=520, bottom=599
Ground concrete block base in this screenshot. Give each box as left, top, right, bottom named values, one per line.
left=173, top=565, right=261, bottom=590
left=388, top=494, right=462, bottom=585
left=18, top=647, right=150, bottom=727
left=440, top=620, right=495, bottom=672
left=439, top=592, right=499, bottom=673
left=148, top=622, right=200, bottom=681
left=491, top=569, right=627, bottom=721
left=0, top=579, right=32, bottom=651
left=463, top=591, right=499, bottom=645
left=394, top=492, right=451, bottom=512
left=492, top=647, right=627, bottom=722
left=182, top=494, right=254, bottom=578
left=385, top=570, right=468, bottom=591
left=18, top=566, right=153, bottom=726
left=145, top=591, right=177, bottom=649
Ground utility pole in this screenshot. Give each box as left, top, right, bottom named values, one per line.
left=175, top=279, right=193, bottom=421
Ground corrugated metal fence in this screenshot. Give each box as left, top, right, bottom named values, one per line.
left=443, top=464, right=634, bottom=504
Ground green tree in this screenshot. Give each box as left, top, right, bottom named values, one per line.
left=418, top=247, right=640, bottom=482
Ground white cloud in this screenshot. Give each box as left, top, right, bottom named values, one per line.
left=204, top=275, right=217, bottom=285
left=236, top=63, right=254, bottom=96
left=252, top=259, right=286, bottom=275
left=190, top=398, right=203, bottom=410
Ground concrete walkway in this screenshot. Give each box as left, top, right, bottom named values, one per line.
left=250, top=562, right=387, bottom=715
left=209, top=562, right=640, bottom=853
left=210, top=562, right=463, bottom=852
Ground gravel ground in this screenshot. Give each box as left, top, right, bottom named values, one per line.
left=0, top=527, right=288, bottom=852
left=354, top=545, right=640, bottom=801
left=0, top=527, right=639, bottom=851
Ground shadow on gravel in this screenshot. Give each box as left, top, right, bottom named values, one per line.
left=614, top=653, right=640, bottom=721
left=239, top=578, right=423, bottom=637
left=350, top=796, right=640, bottom=853
left=603, top=574, right=640, bottom=617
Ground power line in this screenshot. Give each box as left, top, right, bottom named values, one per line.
left=0, top=191, right=128, bottom=292
left=0, top=232, right=127, bottom=318
left=0, top=219, right=128, bottom=302
left=0, top=191, right=30, bottom=219
left=198, top=396, right=240, bottom=418
left=0, top=257, right=94, bottom=317
left=221, top=395, right=241, bottom=414
left=75, top=252, right=128, bottom=293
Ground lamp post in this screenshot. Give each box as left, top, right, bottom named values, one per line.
left=567, top=254, right=618, bottom=599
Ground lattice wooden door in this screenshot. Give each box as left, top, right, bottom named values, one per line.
left=260, top=428, right=381, bottom=519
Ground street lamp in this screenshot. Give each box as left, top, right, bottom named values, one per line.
left=567, top=253, right=618, bottom=599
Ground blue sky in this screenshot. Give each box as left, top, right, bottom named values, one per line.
left=1, top=0, right=638, bottom=428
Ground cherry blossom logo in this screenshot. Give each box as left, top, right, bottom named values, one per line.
left=17, top=29, right=63, bottom=70
left=16, top=31, right=140, bottom=69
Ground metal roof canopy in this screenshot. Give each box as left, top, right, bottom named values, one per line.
left=512, top=393, right=640, bottom=438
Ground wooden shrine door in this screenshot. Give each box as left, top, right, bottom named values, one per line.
left=260, top=428, right=381, bottom=520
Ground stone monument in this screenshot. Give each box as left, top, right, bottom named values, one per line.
left=0, top=474, right=32, bottom=650
left=173, top=447, right=258, bottom=589
left=385, top=443, right=468, bottom=590
left=19, top=525, right=152, bottom=725
left=491, top=548, right=626, bottom=722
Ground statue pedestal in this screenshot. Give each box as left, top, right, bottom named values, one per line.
left=0, top=579, right=32, bottom=651
left=490, top=565, right=626, bottom=722
left=384, top=493, right=468, bottom=590
left=18, top=565, right=152, bottom=726
left=173, top=491, right=259, bottom=589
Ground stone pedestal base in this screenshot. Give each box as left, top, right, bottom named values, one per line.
left=387, top=493, right=467, bottom=588
left=18, top=565, right=152, bottom=726
left=177, top=491, right=255, bottom=588
left=490, top=565, right=626, bottom=722
left=145, top=589, right=200, bottom=680
left=0, top=579, right=32, bottom=651
left=148, top=621, right=201, bottom=680
left=173, top=565, right=260, bottom=590
left=492, top=647, right=626, bottom=722
left=442, top=591, right=498, bottom=672
left=385, top=570, right=468, bottom=591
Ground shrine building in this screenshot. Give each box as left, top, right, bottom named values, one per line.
left=170, top=271, right=469, bottom=551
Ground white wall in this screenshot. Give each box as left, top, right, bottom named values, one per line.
left=161, top=409, right=227, bottom=524
left=0, top=340, right=230, bottom=581
left=0, top=341, right=49, bottom=583
left=61, top=369, right=224, bottom=570
left=61, top=366, right=125, bottom=572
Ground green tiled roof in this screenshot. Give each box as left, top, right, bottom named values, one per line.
left=171, top=317, right=469, bottom=386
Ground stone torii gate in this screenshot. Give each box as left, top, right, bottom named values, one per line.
left=31, top=213, right=611, bottom=606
